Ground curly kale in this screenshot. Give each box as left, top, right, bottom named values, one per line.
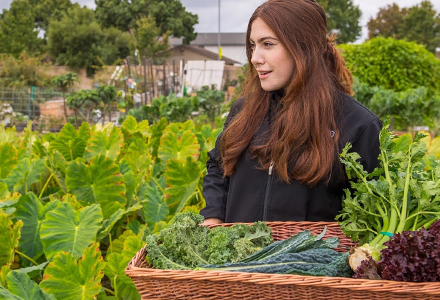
left=145, top=212, right=273, bottom=269
left=354, top=219, right=440, bottom=282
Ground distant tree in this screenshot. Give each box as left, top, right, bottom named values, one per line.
left=134, top=15, right=170, bottom=59
left=52, top=72, right=79, bottom=122
left=0, top=0, right=43, bottom=57
left=367, top=1, right=440, bottom=53
left=96, top=85, right=118, bottom=124
left=47, top=6, right=133, bottom=76
left=317, top=0, right=362, bottom=43
left=28, top=0, right=74, bottom=33
left=95, top=0, right=198, bottom=44
left=339, top=37, right=440, bottom=92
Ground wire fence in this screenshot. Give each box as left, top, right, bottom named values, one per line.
left=0, top=87, right=70, bottom=132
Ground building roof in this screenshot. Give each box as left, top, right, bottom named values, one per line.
left=170, top=32, right=246, bottom=47
left=169, top=44, right=241, bottom=65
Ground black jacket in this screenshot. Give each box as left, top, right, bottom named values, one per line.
left=200, top=91, right=382, bottom=223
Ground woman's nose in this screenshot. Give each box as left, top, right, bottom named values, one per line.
left=251, top=47, right=263, bottom=66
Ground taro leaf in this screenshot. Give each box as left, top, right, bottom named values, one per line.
left=39, top=243, right=105, bottom=300
left=18, top=262, right=48, bottom=278
left=119, top=162, right=136, bottom=207
left=65, top=155, right=126, bottom=205
left=100, top=200, right=125, bottom=219
left=158, top=130, right=200, bottom=163
left=104, top=235, right=143, bottom=300
left=45, top=150, right=68, bottom=193
left=60, top=193, right=83, bottom=210
left=150, top=117, right=168, bottom=159
left=122, top=139, right=152, bottom=177
left=0, top=143, right=18, bottom=179
left=0, top=264, right=11, bottom=288
left=142, top=184, right=169, bottom=230
left=0, top=213, right=23, bottom=266
left=166, top=120, right=195, bottom=135
left=106, top=230, right=135, bottom=256
left=49, top=123, right=88, bottom=161
left=96, top=209, right=124, bottom=241
left=164, top=157, right=202, bottom=215
left=126, top=219, right=142, bottom=235
left=104, top=252, right=140, bottom=300
left=0, top=193, right=22, bottom=216
left=0, top=182, right=10, bottom=200
left=4, top=157, right=46, bottom=195
left=40, top=202, right=103, bottom=260
left=0, top=125, right=18, bottom=144
left=20, top=122, right=38, bottom=158
left=15, top=193, right=59, bottom=263
left=1, top=270, right=56, bottom=300
left=84, top=126, right=123, bottom=162
left=428, top=136, right=440, bottom=157
left=120, top=116, right=151, bottom=146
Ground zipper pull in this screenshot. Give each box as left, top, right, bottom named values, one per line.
left=268, top=162, right=275, bottom=175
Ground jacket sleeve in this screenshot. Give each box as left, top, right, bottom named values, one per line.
left=199, top=99, right=243, bottom=220
left=349, top=117, right=383, bottom=173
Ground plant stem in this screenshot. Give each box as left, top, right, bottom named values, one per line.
left=103, top=287, right=115, bottom=296
left=39, top=173, right=55, bottom=199
left=15, top=250, right=38, bottom=266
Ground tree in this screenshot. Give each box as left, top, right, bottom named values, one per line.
left=96, top=85, right=118, bottom=124
left=367, top=1, right=440, bottom=53
left=52, top=72, right=79, bottom=122
left=339, top=37, right=440, bottom=92
left=317, top=0, right=362, bottom=43
left=134, top=15, right=170, bottom=59
left=47, top=6, right=133, bottom=76
left=95, top=0, right=198, bottom=44
left=28, top=0, right=74, bottom=33
left=0, top=0, right=43, bottom=57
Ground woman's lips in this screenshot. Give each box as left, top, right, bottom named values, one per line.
left=258, top=71, right=271, bottom=79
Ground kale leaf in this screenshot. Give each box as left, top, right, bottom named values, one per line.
left=145, top=212, right=273, bottom=269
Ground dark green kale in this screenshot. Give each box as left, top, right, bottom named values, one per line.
left=145, top=212, right=273, bottom=270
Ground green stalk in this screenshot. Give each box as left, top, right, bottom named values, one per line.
left=15, top=250, right=39, bottom=266
left=396, top=151, right=413, bottom=233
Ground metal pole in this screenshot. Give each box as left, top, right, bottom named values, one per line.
left=218, top=0, right=221, bottom=60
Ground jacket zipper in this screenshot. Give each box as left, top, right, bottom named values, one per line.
left=262, top=161, right=274, bottom=221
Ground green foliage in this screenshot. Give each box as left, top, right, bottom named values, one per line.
left=340, top=37, right=440, bottom=92
left=0, top=116, right=223, bottom=298
left=134, top=15, right=170, bottom=59
left=338, top=123, right=440, bottom=252
left=0, top=0, right=43, bottom=57
left=0, top=270, right=55, bottom=300
left=47, top=6, right=132, bottom=77
left=367, top=1, right=440, bottom=53
left=30, top=0, right=74, bottom=33
left=145, top=212, right=273, bottom=269
left=352, top=79, right=440, bottom=131
left=95, top=0, right=198, bottom=44
left=317, top=0, right=362, bottom=43
left=196, top=86, right=225, bottom=122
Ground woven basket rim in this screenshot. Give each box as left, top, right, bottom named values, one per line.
left=125, top=220, right=440, bottom=296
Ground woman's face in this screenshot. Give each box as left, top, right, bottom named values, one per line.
left=250, top=17, right=295, bottom=92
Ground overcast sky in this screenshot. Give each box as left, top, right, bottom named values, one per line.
left=1, top=0, right=439, bottom=43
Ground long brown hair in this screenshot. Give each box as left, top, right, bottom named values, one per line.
left=220, top=0, right=353, bottom=186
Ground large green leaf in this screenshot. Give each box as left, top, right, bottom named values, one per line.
left=4, top=157, right=46, bottom=194
left=0, top=125, right=18, bottom=144
left=158, top=130, right=200, bottom=163
left=120, top=116, right=151, bottom=146
left=104, top=235, right=142, bottom=300
left=40, top=243, right=105, bottom=300
left=164, top=157, right=202, bottom=215
left=65, top=155, right=126, bottom=205
left=122, top=139, right=152, bottom=177
left=0, top=213, right=22, bottom=266
left=0, top=182, right=10, bottom=200
left=0, top=143, right=18, bottom=179
left=84, top=125, right=123, bottom=161
left=15, top=193, right=59, bottom=263
left=0, top=271, right=56, bottom=300
left=20, top=122, right=38, bottom=158
left=44, top=150, right=68, bottom=194
left=49, top=123, right=88, bottom=161
left=0, top=265, right=10, bottom=288
left=149, top=118, right=168, bottom=158
left=142, top=184, right=169, bottom=230
left=40, top=202, right=103, bottom=260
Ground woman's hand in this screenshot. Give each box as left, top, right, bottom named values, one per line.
left=201, top=218, right=224, bottom=226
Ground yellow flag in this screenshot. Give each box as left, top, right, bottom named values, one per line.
left=219, top=46, right=223, bottom=59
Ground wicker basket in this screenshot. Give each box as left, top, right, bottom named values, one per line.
left=125, top=221, right=440, bottom=300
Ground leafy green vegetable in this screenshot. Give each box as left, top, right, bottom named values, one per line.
left=145, top=212, right=273, bottom=270
left=338, top=121, right=440, bottom=267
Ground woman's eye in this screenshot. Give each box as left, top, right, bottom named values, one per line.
left=264, top=42, right=274, bottom=47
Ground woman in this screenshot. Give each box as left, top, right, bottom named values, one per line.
left=200, top=0, right=382, bottom=224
